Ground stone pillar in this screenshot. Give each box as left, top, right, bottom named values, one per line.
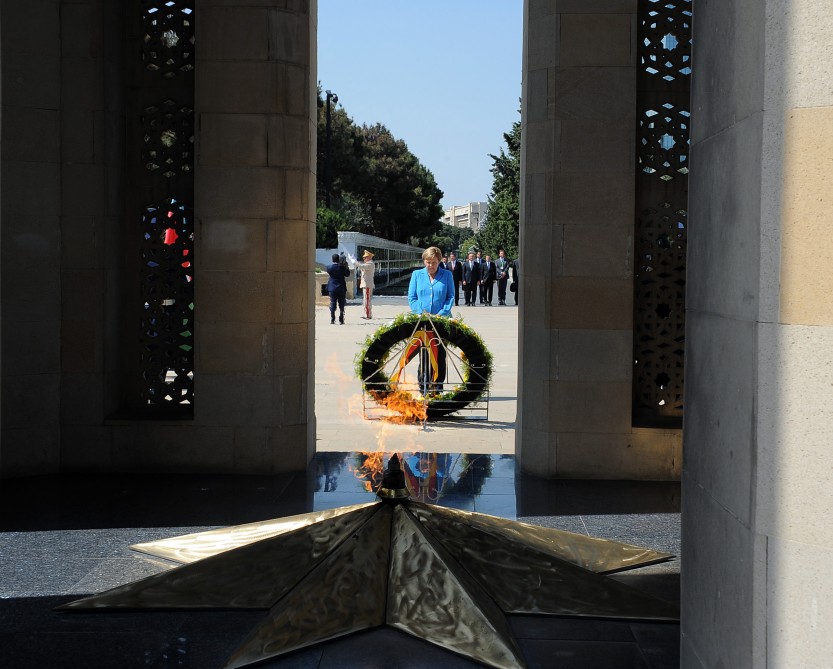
left=0, top=1, right=64, bottom=475
left=683, top=1, right=833, bottom=666
left=518, top=0, right=681, bottom=480
left=194, top=0, right=316, bottom=473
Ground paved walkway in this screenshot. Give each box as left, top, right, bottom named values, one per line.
left=315, top=295, right=519, bottom=455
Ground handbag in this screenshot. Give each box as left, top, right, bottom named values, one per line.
left=509, top=282, right=516, bottom=292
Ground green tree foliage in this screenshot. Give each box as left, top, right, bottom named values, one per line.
left=316, top=90, right=444, bottom=246
left=429, top=223, right=474, bottom=256
left=473, top=115, right=521, bottom=259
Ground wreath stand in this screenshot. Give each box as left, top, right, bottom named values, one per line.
left=358, top=313, right=491, bottom=425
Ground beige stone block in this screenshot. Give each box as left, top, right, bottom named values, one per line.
left=3, top=162, right=60, bottom=221
left=60, top=3, right=100, bottom=60
left=554, top=430, right=680, bottom=480
left=527, top=13, right=559, bottom=70
left=284, top=169, right=309, bottom=220
left=2, top=55, right=61, bottom=109
left=2, top=374, right=60, bottom=428
left=269, top=424, right=312, bottom=473
left=200, top=218, right=268, bottom=271
left=555, top=329, right=631, bottom=382
left=268, top=115, right=311, bottom=168
left=767, top=538, right=833, bottom=666
left=0, top=427, right=60, bottom=476
left=524, top=119, right=558, bottom=174
left=779, top=106, right=833, bottom=325
left=268, top=7, right=309, bottom=63
left=559, top=119, right=633, bottom=171
left=61, top=270, right=104, bottom=321
left=4, top=270, right=60, bottom=322
left=198, top=166, right=284, bottom=219
left=553, top=170, right=633, bottom=226
left=522, top=172, right=552, bottom=225
left=3, top=1, right=60, bottom=57
left=554, top=67, right=635, bottom=120
left=61, top=59, right=103, bottom=109
left=521, top=329, right=553, bottom=383
left=199, top=113, right=268, bottom=166
left=516, top=428, right=554, bottom=479
left=199, top=321, right=272, bottom=374
left=60, top=426, right=113, bottom=471
left=61, top=320, right=100, bottom=373
left=233, top=427, right=271, bottom=473
left=550, top=380, right=631, bottom=433
left=62, top=163, right=104, bottom=217
left=61, top=216, right=104, bottom=270
left=6, top=220, right=60, bottom=272
left=557, top=0, right=636, bottom=12
left=201, top=7, right=270, bottom=61
left=197, top=270, right=277, bottom=323
left=278, top=270, right=309, bottom=323
left=527, top=0, right=557, bottom=20
left=757, top=322, right=833, bottom=546
left=60, top=373, right=105, bottom=425
left=285, top=63, right=309, bottom=117
left=551, top=277, right=632, bottom=329
left=197, top=62, right=288, bottom=114
left=268, top=219, right=312, bottom=272
left=61, top=109, right=100, bottom=164
left=3, top=320, right=59, bottom=375
left=526, top=68, right=549, bottom=123
left=273, top=322, right=310, bottom=375
left=278, top=374, right=307, bottom=425
left=562, top=224, right=632, bottom=278
left=195, top=374, right=277, bottom=426
left=2, top=107, right=59, bottom=162
left=559, top=14, right=634, bottom=67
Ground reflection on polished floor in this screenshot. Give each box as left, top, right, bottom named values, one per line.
left=0, top=451, right=681, bottom=669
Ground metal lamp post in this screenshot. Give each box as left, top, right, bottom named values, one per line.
left=325, top=89, right=338, bottom=208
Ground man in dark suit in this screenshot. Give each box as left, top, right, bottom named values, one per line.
left=495, top=248, right=510, bottom=305
left=480, top=254, right=497, bottom=305
left=444, top=251, right=463, bottom=306
left=511, top=256, right=520, bottom=305
left=462, top=251, right=480, bottom=306
left=325, top=253, right=350, bottom=324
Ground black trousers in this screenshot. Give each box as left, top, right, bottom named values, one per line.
left=328, top=288, right=346, bottom=321
left=497, top=276, right=508, bottom=302
left=463, top=283, right=477, bottom=305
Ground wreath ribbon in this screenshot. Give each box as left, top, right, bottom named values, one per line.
left=398, top=329, right=440, bottom=382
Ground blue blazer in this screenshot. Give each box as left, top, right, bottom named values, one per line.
left=326, top=262, right=350, bottom=292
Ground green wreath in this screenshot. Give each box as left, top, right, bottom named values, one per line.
left=354, top=313, right=493, bottom=420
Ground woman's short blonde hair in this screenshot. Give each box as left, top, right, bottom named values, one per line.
left=422, top=246, right=443, bottom=262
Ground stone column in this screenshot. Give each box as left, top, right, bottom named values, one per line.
left=683, top=1, right=833, bottom=666
left=194, top=0, right=316, bottom=473
left=518, top=0, right=681, bottom=480
left=0, top=1, right=64, bottom=475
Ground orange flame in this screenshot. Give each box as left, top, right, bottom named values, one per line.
left=369, top=388, right=427, bottom=423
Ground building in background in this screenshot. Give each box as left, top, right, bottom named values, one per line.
left=442, top=202, right=488, bottom=231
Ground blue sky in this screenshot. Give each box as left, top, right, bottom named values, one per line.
left=317, top=0, right=523, bottom=209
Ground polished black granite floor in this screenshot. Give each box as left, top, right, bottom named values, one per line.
left=0, top=453, right=681, bottom=669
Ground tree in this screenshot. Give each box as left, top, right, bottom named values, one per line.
left=315, top=88, right=444, bottom=245
left=474, top=115, right=521, bottom=259
left=359, top=123, right=444, bottom=245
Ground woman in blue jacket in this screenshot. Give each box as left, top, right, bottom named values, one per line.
left=407, top=246, right=455, bottom=390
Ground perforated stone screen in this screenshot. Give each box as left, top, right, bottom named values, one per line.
left=633, top=0, right=691, bottom=427
left=138, top=0, right=195, bottom=411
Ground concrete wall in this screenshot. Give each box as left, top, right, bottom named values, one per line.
left=518, top=0, right=682, bottom=480
left=682, top=1, right=833, bottom=666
